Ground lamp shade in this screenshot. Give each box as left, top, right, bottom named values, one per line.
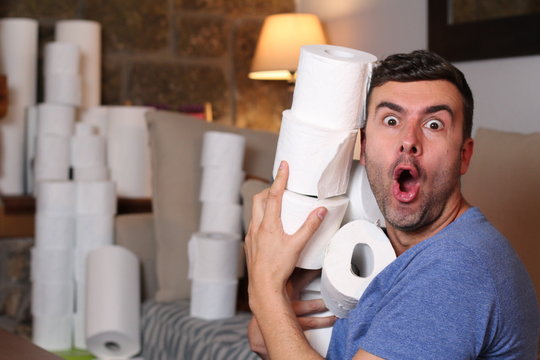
left=249, top=13, right=327, bottom=81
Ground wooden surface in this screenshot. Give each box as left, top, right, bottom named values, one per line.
left=0, top=329, right=62, bottom=360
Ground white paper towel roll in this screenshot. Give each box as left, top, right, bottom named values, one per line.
left=199, top=167, right=245, bottom=203
left=37, top=181, right=76, bottom=214
left=34, top=213, right=75, bottom=249
left=188, top=232, right=241, bottom=280
left=31, top=281, right=74, bottom=316
left=71, top=128, right=107, bottom=167
left=44, top=41, right=80, bottom=75
left=80, top=106, right=109, bottom=136
left=35, top=134, right=71, bottom=167
left=291, top=45, right=376, bottom=130
left=343, top=161, right=385, bottom=226
left=37, top=103, right=76, bottom=136
left=75, top=181, right=117, bottom=215
left=0, top=18, right=38, bottom=195
left=44, top=73, right=82, bottom=106
left=75, top=214, right=114, bottom=251
left=107, top=106, right=153, bottom=198
left=32, top=314, right=72, bottom=351
left=321, top=219, right=396, bottom=318
left=273, top=110, right=357, bottom=198
left=30, top=248, right=74, bottom=283
left=34, top=162, right=70, bottom=183
left=281, top=190, right=349, bottom=269
left=201, top=131, right=246, bottom=170
left=55, top=20, right=101, bottom=108
left=73, top=166, right=110, bottom=182
left=85, top=246, right=140, bottom=359
left=190, top=279, right=238, bottom=320
left=199, top=202, right=242, bottom=237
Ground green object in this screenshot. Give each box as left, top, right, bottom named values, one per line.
left=53, top=348, right=95, bottom=360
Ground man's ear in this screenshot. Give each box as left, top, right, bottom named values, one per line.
left=359, top=128, right=366, bottom=165
left=460, top=137, right=474, bottom=175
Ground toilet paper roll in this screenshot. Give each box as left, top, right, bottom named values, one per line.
left=44, top=41, right=80, bottom=75
left=37, top=181, right=76, bottom=214
left=188, top=232, right=241, bottom=280
left=199, top=202, right=242, bottom=237
left=44, top=73, right=82, bottom=106
left=73, top=166, right=110, bottom=182
left=201, top=131, right=246, bottom=170
left=35, top=134, right=71, bottom=167
left=31, top=281, right=75, bottom=316
left=321, top=219, right=396, bottom=318
left=75, top=214, right=114, bottom=251
left=71, top=131, right=107, bottom=168
left=31, top=247, right=74, bottom=283
left=343, top=161, right=385, bottom=226
left=55, top=20, right=101, bottom=108
left=34, top=162, right=70, bottom=183
left=25, top=105, right=38, bottom=194
left=74, top=279, right=87, bottom=349
left=75, top=181, right=117, bottom=215
left=281, top=190, right=349, bottom=269
left=37, top=103, right=76, bottom=136
left=273, top=110, right=357, bottom=198
left=32, top=314, right=72, bottom=351
left=190, top=279, right=238, bottom=320
left=0, top=18, right=38, bottom=195
left=86, top=246, right=140, bottom=359
left=34, top=213, right=75, bottom=249
left=80, top=106, right=109, bottom=136
left=291, top=45, right=376, bottom=130
left=199, top=167, right=245, bottom=203
left=107, top=106, right=152, bottom=198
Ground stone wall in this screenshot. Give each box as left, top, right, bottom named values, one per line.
left=0, top=0, right=295, bottom=131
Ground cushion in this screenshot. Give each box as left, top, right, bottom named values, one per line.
left=147, top=110, right=278, bottom=302
left=462, top=127, right=540, bottom=294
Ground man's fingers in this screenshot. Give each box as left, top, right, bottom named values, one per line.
left=263, top=161, right=288, bottom=222
left=251, top=188, right=269, bottom=229
left=292, top=298, right=328, bottom=316
left=293, top=207, right=327, bottom=243
left=297, top=315, right=337, bottom=331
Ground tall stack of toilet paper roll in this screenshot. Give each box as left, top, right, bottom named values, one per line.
left=271, top=44, right=377, bottom=356
left=188, top=131, right=246, bottom=320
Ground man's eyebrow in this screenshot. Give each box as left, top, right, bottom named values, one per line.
left=376, top=101, right=403, bottom=113
left=425, top=104, right=454, bottom=117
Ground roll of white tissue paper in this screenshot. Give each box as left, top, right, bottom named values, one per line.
left=281, top=190, right=349, bottom=269
left=30, top=247, right=74, bottom=283
left=80, top=106, right=109, bottom=136
left=291, top=45, right=376, bottom=130
left=0, top=18, right=38, bottom=195
left=34, top=213, right=75, bottom=249
left=343, top=161, right=385, bottom=226
left=75, top=214, right=114, bottom=251
left=199, top=167, right=245, bottom=203
left=188, top=232, right=241, bottom=280
left=190, top=279, right=238, bottom=320
left=85, top=246, right=140, bottom=359
left=201, top=131, right=246, bottom=170
left=34, top=163, right=70, bottom=183
left=71, top=128, right=107, bottom=168
left=31, top=281, right=74, bottom=317
left=37, top=181, right=76, bottom=214
left=73, top=166, right=110, bottom=182
left=199, top=202, right=242, bottom=237
left=75, top=181, right=117, bottom=215
left=35, top=134, right=71, bottom=168
left=107, top=106, right=153, bottom=198
left=37, top=103, right=76, bottom=136
left=55, top=20, right=101, bottom=108
left=44, top=41, right=80, bottom=75
left=32, top=314, right=72, bottom=351
left=273, top=110, right=357, bottom=199
left=44, top=73, right=82, bottom=106
left=321, top=219, right=396, bottom=318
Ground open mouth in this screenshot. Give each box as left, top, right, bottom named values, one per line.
left=393, top=165, right=420, bottom=203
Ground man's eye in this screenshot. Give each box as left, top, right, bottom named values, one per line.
left=425, top=119, right=443, bottom=130
left=383, top=116, right=399, bottom=126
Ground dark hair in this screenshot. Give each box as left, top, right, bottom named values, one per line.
left=366, top=50, right=474, bottom=139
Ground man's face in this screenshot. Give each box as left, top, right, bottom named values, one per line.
left=361, top=80, right=473, bottom=232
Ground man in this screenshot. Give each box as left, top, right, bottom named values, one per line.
left=245, top=50, right=539, bottom=359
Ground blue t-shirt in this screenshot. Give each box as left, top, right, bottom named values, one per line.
left=327, top=207, right=539, bottom=359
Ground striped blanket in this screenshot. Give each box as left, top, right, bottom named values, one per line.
left=141, top=300, right=260, bottom=360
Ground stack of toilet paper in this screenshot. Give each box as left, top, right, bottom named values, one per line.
left=271, top=44, right=379, bottom=356
left=31, top=181, right=76, bottom=350
left=43, top=41, right=81, bottom=106
left=73, top=181, right=117, bottom=349
left=188, top=131, right=246, bottom=320
left=71, top=122, right=109, bottom=181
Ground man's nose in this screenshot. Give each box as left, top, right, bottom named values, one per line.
left=399, top=125, right=422, bottom=155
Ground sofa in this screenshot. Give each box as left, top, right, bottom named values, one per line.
left=115, top=110, right=540, bottom=359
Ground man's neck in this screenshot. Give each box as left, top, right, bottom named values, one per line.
left=386, top=194, right=471, bottom=256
